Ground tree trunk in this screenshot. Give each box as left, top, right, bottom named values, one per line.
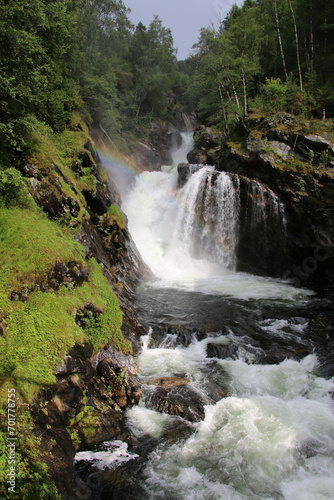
left=274, top=0, right=289, bottom=81
left=288, top=0, right=303, bottom=90
left=242, top=74, right=247, bottom=118
left=309, top=0, right=314, bottom=66
left=218, top=84, right=229, bottom=135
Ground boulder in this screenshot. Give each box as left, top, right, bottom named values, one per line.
left=302, top=134, right=331, bottom=151
left=144, top=376, right=190, bottom=388
left=187, top=148, right=208, bottom=164
left=193, top=126, right=221, bottom=149
left=143, top=385, right=205, bottom=422
left=97, top=358, right=128, bottom=408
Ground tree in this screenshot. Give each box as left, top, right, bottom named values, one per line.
left=128, top=16, right=177, bottom=123
left=0, top=0, right=81, bottom=166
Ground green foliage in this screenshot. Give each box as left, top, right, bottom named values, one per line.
left=0, top=205, right=127, bottom=402
left=263, top=78, right=287, bottom=112
left=0, top=169, right=29, bottom=208
left=102, top=204, right=125, bottom=229
left=0, top=0, right=81, bottom=165
left=187, top=0, right=334, bottom=132
left=0, top=407, right=61, bottom=499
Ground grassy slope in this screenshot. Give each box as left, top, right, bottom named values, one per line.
left=0, top=113, right=131, bottom=498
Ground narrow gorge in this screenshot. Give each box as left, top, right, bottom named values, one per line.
left=70, top=125, right=334, bottom=500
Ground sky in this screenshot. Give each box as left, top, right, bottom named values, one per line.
left=123, top=0, right=244, bottom=60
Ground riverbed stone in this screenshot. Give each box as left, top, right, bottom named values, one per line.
left=144, top=376, right=190, bottom=388
left=143, top=385, right=206, bottom=422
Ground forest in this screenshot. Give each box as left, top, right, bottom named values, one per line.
left=0, top=0, right=333, bottom=173
left=0, top=1, right=334, bottom=498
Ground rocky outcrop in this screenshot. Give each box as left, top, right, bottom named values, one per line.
left=142, top=384, right=206, bottom=422
left=33, top=341, right=141, bottom=499
left=128, top=122, right=182, bottom=171
left=19, top=121, right=151, bottom=499
left=186, top=116, right=334, bottom=286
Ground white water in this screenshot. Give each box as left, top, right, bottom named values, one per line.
left=75, top=440, right=138, bottom=471
left=120, top=133, right=334, bottom=499
left=76, top=133, right=333, bottom=499
left=126, top=336, right=334, bottom=500
left=122, top=133, right=313, bottom=301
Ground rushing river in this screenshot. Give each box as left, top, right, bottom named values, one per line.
left=75, top=134, right=334, bottom=499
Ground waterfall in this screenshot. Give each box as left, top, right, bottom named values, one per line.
left=248, top=180, right=286, bottom=231
left=76, top=134, right=333, bottom=500
left=172, top=168, right=240, bottom=270
left=123, top=132, right=289, bottom=284
left=237, top=179, right=287, bottom=275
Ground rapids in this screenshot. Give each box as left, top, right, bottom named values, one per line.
left=75, top=133, right=334, bottom=500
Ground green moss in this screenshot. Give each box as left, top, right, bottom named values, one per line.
left=69, top=405, right=99, bottom=450
left=226, top=140, right=243, bottom=155
left=0, top=205, right=128, bottom=403
left=0, top=111, right=131, bottom=499
left=101, top=204, right=125, bottom=230
left=0, top=407, right=61, bottom=499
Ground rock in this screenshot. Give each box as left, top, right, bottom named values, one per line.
left=55, top=343, right=94, bottom=375
left=302, top=134, right=331, bottom=151
left=71, top=160, right=84, bottom=178
left=91, top=346, right=138, bottom=375
left=193, top=126, right=221, bottom=149
left=177, top=163, right=209, bottom=188
left=182, top=112, right=197, bottom=131
left=144, top=376, right=190, bottom=388
left=97, top=358, right=127, bottom=408
left=187, top=148, right=208, bottom=164
left=149, top=123, right=182, bottom=165
left=48, top=261, right=89, bottom=290
left=206, top=342, right=239, bottom=360
left=269, top=140, right=294, bottom=159
left=143, top=385, right=205, bottom=422
left=177, top=162, right=191, bottom=187
left=129, top=142, right=160, bottom=172
left=123, top=370, right=141, bottom=405
left=128, top=123, right=183, bottom=171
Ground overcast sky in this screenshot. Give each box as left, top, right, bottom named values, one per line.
left=124, top=0, right=244, bottom=60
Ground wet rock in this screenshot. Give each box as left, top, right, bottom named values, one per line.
left=123, top=370, right=141, bottom=405
left=187, top=148, right=208, bottom=165
left=143, top=385, right=206, bottom=422
left=149, top=123, right=182, bottom=165
left=97, top=358, right=127, bottom=408
left=129, top=142, right=160, bottom=172
left=144, top=376, right=190, bottom=388
left=91, top=345, right=138, bottom=375
left=206, top=342, right=239, bottom=360
left=177, top=162, right=191, bottom=187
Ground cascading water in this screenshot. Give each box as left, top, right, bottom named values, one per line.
left=237, top=179, right=287, bottom=275
left=75, top=133, right=334, bottom=500
left=172, top=169, right=240, bottom=269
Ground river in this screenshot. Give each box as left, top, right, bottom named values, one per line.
left=75, top=133, right=334, bottom=499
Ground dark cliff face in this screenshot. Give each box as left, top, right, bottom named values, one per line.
left=127, top=122, right=183, bottom=172
left=183, top=117, right=334, bottom=288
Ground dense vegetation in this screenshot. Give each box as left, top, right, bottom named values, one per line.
left=0, top=0, right=179, bottom=170
left=0, top=0, right=333, bottom=497
left=184, top=0, right=334, bottom=134
left=1, top=0, right=333, bottom=169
